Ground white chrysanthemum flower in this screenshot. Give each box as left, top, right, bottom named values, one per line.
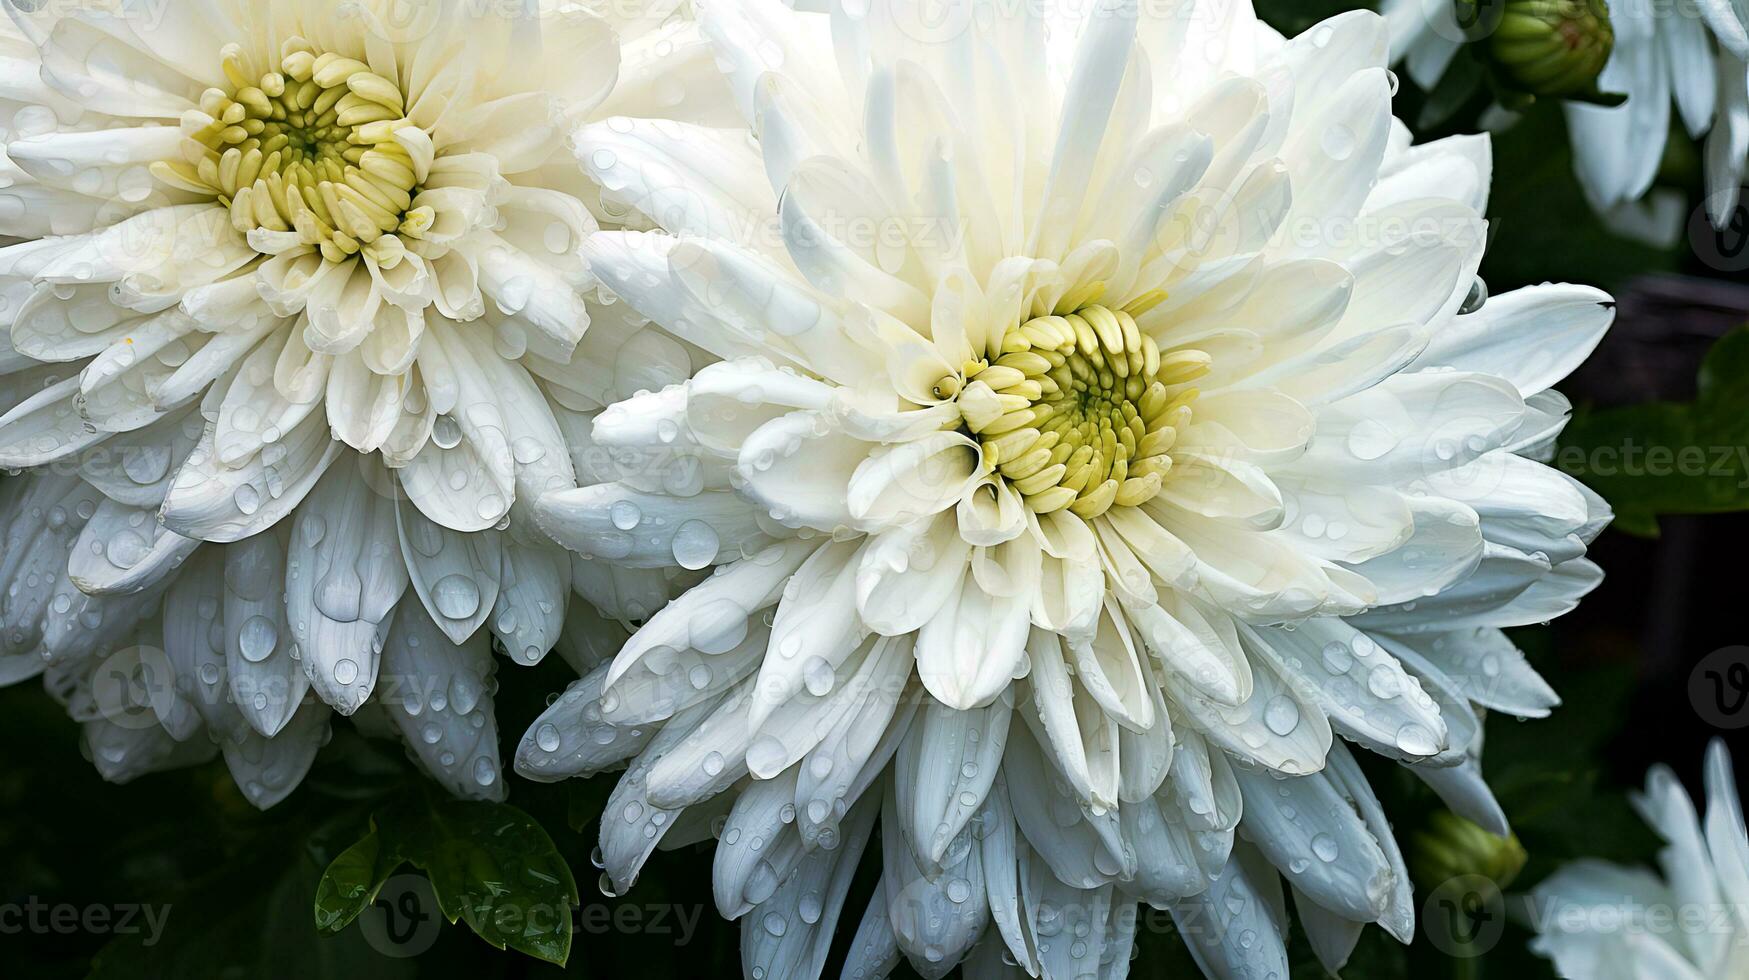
left=1528, top=739, right=1749, bottom=979
left=1386, top=0, right=1749, bottom=229
left=520, top=0, right=1617, bottom=975
left=0, top=0, right=733, bottom=805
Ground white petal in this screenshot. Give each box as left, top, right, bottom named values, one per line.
left=1164, top=644, right=1332, bottom=777
left=779, top=155, right=929, bottom=324
left=915, top=555, right=1031, bottom=711
left=1343, top=494, right=1483, bottom=605
left=894, top=695, right=1011, bottom=871
left=747, top=631, right=911, bottom=781
left=159, top=411, right=340, bottom=543
left=793, top=652, right=917, bottom=849
left=574, top=117, right=777, bottom=244
left=0, top=475, right=92, bottom=666
left=515, top=664, right=656, bottom=783
left=1170, top=843, right=1290, bottom=980
left=582, top=230, right=805, bottom=364
left=1030, top=0, right=1140, bottom=262
left=882, top=776, right=989, bottom=978
left=1123, top=793, right=1210, bottom=904
left=474, top=232, right=591, bottom=359
left=668, top=239, right=873, bottom=384
left=284, top=462, right=407, bottom=714
left=1409, top=284, right=1615, bottom=397
left=737, top=410, right=869, bottom=531
left=856, top=509, right=972, bottom=636
left=395, top=494, right=501, bottom=644
left=1701, top=739, right=1749, bottom=934
left=596, top=698, right=715, bottom=893
left=9, top=283, right=148, bottom=361
left=395, top=327, right=516, bottom=533
left=643, top=679, right=759, bottom=808
left=1233, top=765, right=1393, bottom=922
left=678, top=358, right=835, bottom=454
left=740, top=790, right=878, bottom=980
left=1026, top=631, right=1121, bottom=809
left=82, top=718, right=216, bottom=785
left=222, top=527, right=306, bottom=737
left=490, top=545, right=568, bottom=665
left=1381, top=626, right=1559, bottom=719
left=714, top=767, right=806, bottom=919
left=749, top=538, right=866, bottom=728
left=1066, top=600, right=1156, bottom=731
left=1002, top=721, right=1128, bottom=888
left=1290, top=371, right=1526, bottom=483
left=600, top=538, right=810, bottom=694
left=535, top=482, right=772, bottom=568
left=1247, top=619, right=1449, bottom=764
left=218, top=697, right=329, bottom=810
left=378, top=596, right=505, bottom=800
left=67, top=496, right=198, bottom=596
left=841, top=877, right=904, bottom=980
left=0, top=372, right=108, bottom=467
left=1124, top=594, right=1251, bottom=706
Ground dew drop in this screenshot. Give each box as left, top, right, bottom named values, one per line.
left=670, top=519, right=719, bottom=570
left=430, top=573, right=482, bottom=620
left=610, top=499, right=642, bottom=530
left=237, top=614, right=278, bottom=662
left=1263, top=695, right=1300, bottom=736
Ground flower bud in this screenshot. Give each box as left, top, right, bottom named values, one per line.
left=1411, top=810, right=1529, bottom=892
left=1465, top=0, right=1617, bottom=103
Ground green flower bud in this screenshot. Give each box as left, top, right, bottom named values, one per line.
left=1463, top=0, right=1616, bottom=102
left=1411, top=810, right=1529, bottom=892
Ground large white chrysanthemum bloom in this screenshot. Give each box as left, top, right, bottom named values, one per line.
left=1386, top=0, right=1749, bottom=228
left=1528, top=739, right=1749, bottom=979
left=520, top=0, right=1617, bottom=975
left=0, top=0, right=733, bottom=805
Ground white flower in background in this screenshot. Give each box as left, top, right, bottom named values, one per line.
left=1386, top=0, right=1749, bottom=232
left=0, top=0, right=735, bottom=805
left=1565, top=1, right=1749, bottom=226
left=1528, top=739, right=1749, bottom=979
left=521, top=0, right=1616, bottom=976
left=1383, top=0, right=1475, bottom=97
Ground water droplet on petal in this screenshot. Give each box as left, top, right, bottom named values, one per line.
left=430, top=573, right=481, bottom=620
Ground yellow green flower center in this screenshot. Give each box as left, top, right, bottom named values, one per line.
left=150, top=39, right=428, bottom=267
left=947, top=303, right=1205, bottom=520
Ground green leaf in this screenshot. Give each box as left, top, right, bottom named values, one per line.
left=315, top=791, right=580, bottom=966
left=314, top=828, right=399, bottom=934
left=1555, top=325, right=1749, bottom=534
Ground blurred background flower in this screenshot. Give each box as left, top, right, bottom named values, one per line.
left=1526, top=740, right=1748, bottom=978
left=1387, top=0, right=1749, bottom=244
